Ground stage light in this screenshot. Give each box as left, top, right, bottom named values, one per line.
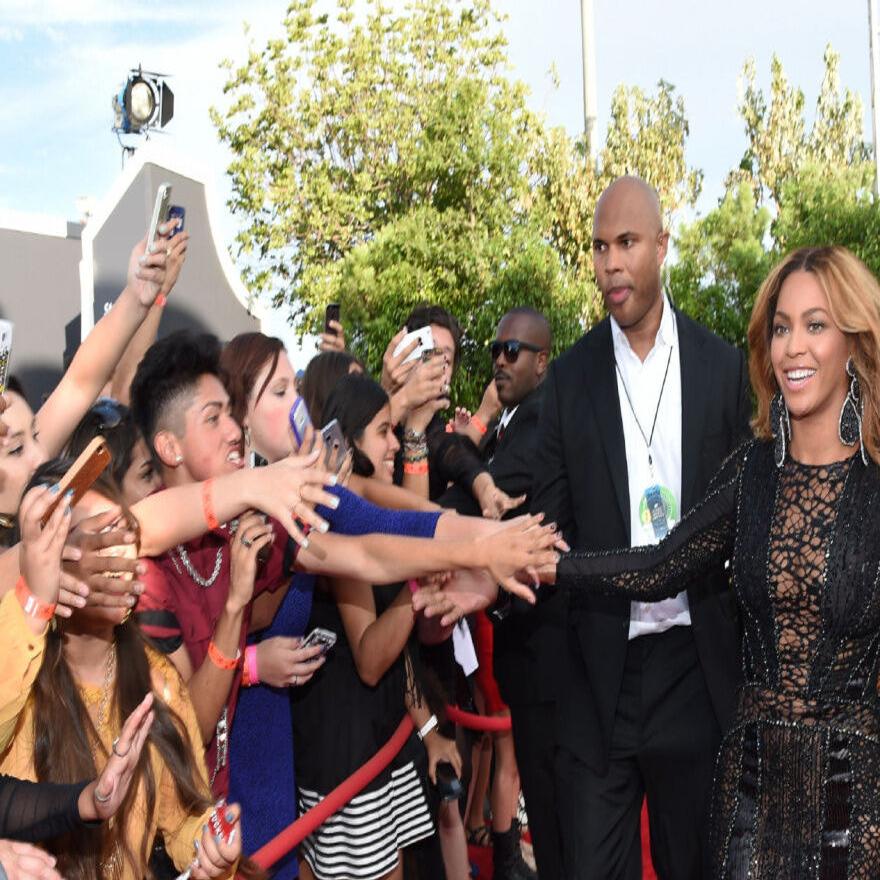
left=112, top=66, right=174, bottom=136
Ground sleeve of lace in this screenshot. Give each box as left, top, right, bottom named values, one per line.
left=0, top=774, right=87, bottom=842
left=557, top=442, right=747, bottom=600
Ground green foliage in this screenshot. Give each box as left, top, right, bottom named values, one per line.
left=214, top=0, right=702, bottom=407
left=672, top=45, right=875, bottom=349
left=669, top=185, right=772, bottom=350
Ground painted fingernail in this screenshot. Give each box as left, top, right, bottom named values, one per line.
left=319, top=521, right=329, bottom=533
left=132, top=582, right=144, bottom=595
left=50, top=482, right=61, bottom=494
left=328, top=475, right=338, bottom=487
left=127, top=595, right=136, bottom=607
left=301, top=538, right=309, bottom=550
left=76, top=596, right=86, bottom=607
left=138, top=254, right=148, bottom=264
left=225, top=808, right=235, bottom=822
left=228, top=828, right=237, bottom=846
left=64, top=489, right=75, bottom=500
left=194, top=840, right=200, bottom=852
left=330, top=495, right=340, bottom=508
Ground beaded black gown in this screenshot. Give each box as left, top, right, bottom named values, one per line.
left=557, top=439, right=880, bottom=879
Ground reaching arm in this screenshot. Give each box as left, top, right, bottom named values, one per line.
left=555, top=444, right=747, bottom=600
left=333, top=580, right=414, bottom=687
left=37, top=230, right=177, bottom=456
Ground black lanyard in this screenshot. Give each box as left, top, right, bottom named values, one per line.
left=615, top=345, right=674, bottom=475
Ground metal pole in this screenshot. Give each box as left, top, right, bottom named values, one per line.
left=580, top=0, right=598, bottom=161
left=869, top=0, right=880, bottom=196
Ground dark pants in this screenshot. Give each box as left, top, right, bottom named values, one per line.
left=556, top=626, right=721, bottom=880
left=508, top=699, right=564, bottom=880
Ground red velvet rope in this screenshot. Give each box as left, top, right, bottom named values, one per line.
left=445, top=704, right=513, bottom=731
left=249, top=716, right=414, bottom=871
left=245, top=706, right=512, bottom=872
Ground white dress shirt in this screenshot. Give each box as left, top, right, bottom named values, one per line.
left=610, top=295, right=692, bottom=640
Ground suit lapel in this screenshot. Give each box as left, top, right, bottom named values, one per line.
left=584, top=323, right=631, bottom=541
left=677, top=311, right=709, bottom=512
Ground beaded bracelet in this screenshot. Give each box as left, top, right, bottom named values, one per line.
left=403, top=429, right=427, bottom=444
left=14, top=576, right=56, bottom=621
left=207, top=640, right=241, bottom=671
left=202, top=479, right=219, bottom=531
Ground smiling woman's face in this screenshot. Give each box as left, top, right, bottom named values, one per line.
left=770, top=270, right=851, bottom=428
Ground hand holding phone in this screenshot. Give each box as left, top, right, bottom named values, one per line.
left=147, top=184, right=172, bottom=253
left=40, top=437, right=112, bottom=527
left=393, top=326, right=435, bottom=365
left=320, top=419, right=348, bottom=475
left=324, top=303, right=340, bottom=335
left=289, top=397, right=312, bottom=449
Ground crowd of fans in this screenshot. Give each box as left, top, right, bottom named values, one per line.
left=0, top=214, right=560, bottom=880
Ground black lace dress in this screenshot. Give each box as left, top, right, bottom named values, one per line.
left=558, top=440, right=880, bottom=879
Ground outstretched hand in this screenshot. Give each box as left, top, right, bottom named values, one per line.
left=0, top=840, right=62, bottom=880
left=79, top=693, right=154, bottom=822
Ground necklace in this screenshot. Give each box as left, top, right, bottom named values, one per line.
left=172, top=544, right=223, bottom=588
left=615, top=345, right=674, bottom=477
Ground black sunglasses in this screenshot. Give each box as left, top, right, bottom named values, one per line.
left=91, top=397, right=127, bottom=431
left=490, top=339, right=543, bottom=363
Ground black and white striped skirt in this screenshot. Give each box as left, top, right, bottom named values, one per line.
left=297, top=760, right=434, bottom=879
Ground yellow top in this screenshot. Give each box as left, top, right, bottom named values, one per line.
left=0, top=646, right=233, bottom=880
left=0, top=589, right=45, bottom=752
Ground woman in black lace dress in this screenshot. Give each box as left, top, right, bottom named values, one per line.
left=550, top=246, right=880, bottom=878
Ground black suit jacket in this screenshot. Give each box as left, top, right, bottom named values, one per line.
left=530, top=309, right=752, bottom=771
left=439, top=387, right=566, bottom=706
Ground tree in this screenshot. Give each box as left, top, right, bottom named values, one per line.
left=214, top=0, right=703, bottom=406
left=672, top=46, right=873, bottom=349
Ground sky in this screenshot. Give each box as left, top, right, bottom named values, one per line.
left=0, top=0, right=874, bottom=334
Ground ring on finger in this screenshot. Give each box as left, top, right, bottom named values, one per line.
left=241, top=535, right=253, bottom=548
left=112, top=737, right=130, bottom=758
left=293, top=674, right=299, bottom=686
left=166, top=247, right=171, bottom=258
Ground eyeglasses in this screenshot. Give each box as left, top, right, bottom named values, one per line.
left=91, top=397, right=127, bottom=431
left=490, top=339, right=543, bottom=363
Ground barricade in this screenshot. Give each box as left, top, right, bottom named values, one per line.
left=247, top=706, right=512, bottom=872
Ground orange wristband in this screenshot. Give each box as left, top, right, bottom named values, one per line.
left=202, top=479, right=219, bottom=531
left=403, top=460, right=429, bottom=475
left=471, top=416, right=488, bottom=436
left=207, top=640, right=241, bottom=671
left=14, top=576, right=56, bottom=621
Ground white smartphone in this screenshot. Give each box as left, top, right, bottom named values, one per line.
left=147, top=183, right=173, bottom=253
left=0, top=320, right=12, bottom=395
left=393, top=325, right=435, bottom=365
left=300, top=627, right=337, bottom=654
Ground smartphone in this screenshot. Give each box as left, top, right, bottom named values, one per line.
left=324, top=303, right=340, bottom=335
left=434, top=761, right=464, bottom=802
left=40, top=436, right=112, bottom=527
left=147, top=183, right=173, bottom=253
left=167, top=205, right=185, bottom=238
left=289, top=397, right=312, bottom=448
left=321, top=418, right=348, bottom=474
left=393, top=326, right=434, bottom=365
left=300, top=627, right=337, bottom=654
left=0, top=320, right=12, bottom=395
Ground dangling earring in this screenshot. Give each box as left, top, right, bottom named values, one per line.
left=243, top=425, right=252, bottom=449
left=839, top=357, right=868, bottom=465
left=770, top=391, right=791, bottom=468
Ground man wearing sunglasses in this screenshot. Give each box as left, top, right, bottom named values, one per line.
left=440, top=307, right=562, bottom=879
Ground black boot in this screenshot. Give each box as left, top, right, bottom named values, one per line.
left=491, top=825, right=538, bottom=880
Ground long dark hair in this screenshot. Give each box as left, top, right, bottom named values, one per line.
left=322, top=374, right=389, bottom=478
left=27, top=462, right=211, bottom=880
left=64, top=398, right=145, bottom=491
left=301, top=350, right=360, bottom=427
